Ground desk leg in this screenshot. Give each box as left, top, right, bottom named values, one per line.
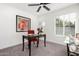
left=28, top=39, right=31, bottom=56
left=37, top=37, right=39, bottom=47
left=22, top=36, right=24, bottom=51
left=44, top=35, right=46, bottom=47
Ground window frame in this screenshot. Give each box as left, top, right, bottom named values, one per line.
left=55, top=13, right=76, bottom=37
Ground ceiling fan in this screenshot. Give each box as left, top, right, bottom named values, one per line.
left=28, top=3, right=50, bottom=12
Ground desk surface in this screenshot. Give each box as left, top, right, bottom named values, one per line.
left=23, top=34, right=46, bottom=38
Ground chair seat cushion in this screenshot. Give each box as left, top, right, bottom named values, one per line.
left=69, top=44, right=79, bottom=53
left=74, top=39, right=79, bottom=45
left=73, top=49, right=79, bottom=54
left=70, top=47, right=79, bottom=55
left=69, top=44, right=76, bottom=52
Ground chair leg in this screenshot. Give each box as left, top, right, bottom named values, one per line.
left=33, top=41, right=35, bottom=45
left=28, top=40, right=31, bottom=49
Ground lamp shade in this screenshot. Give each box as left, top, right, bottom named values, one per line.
left=64, top=36, right=70, bottom=44
left=41, top=22, right=45, bottom=27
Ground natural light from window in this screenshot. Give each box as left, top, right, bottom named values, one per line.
left=56, top=13, right=76, bottom=36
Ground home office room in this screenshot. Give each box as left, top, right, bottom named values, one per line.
left=0, top=0, right=79, bottom=57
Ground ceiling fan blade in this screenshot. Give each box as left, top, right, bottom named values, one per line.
left=43, top=5, right=50, bottom=11
left=40, top=3, right=50, bottom=5
left=37, top=6, right=41, bottom=12
left=45, top=3, right=50, bottom=4
left=28, top=4, right=40, bottom=6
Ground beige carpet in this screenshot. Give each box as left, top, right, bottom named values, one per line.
left=0, top=41, right=67, bottom=56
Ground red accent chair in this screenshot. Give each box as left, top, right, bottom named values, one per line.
left=28, top=30, right=38, bottom=45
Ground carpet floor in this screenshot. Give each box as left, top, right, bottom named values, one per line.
left=0, top=41, right=67, bottom=56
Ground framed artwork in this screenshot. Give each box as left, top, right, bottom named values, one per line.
left=16, top=15, right=31, bottom=32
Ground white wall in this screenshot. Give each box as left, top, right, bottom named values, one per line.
left=0, top=4, right=38, bottom=49
left=37, top=4, right=79, bottom=45
left=0, top=3, right=79, bottom=49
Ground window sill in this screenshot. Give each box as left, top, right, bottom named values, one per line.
left=56, top=35, right=65, bottom=37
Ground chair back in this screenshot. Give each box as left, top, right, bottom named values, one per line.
left=28, top=30, right=35, bottom=34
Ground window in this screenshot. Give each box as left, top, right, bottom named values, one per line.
left=56, top=13, right=76, bottom=36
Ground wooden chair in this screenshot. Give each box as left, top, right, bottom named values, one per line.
left=27, top=30, right=39, bottom=46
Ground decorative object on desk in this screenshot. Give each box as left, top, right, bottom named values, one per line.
left=41, top=22, right=46, bottom=27
left=37, top=21, right=45, bottom=34
left=37, top=27, right=43, bottom=34
left=16, top=15, right=31, bottom=32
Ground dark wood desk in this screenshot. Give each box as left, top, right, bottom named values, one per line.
left=22, top=34, right=46, bottom=56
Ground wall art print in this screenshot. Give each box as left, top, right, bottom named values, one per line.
left=16, top=15, right=31, bottom=32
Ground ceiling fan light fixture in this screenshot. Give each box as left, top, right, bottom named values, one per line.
left=28, top=3, right=50, bottom=12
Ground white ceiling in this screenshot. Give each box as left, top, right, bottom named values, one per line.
left=3, top=3, right=75, bottom=15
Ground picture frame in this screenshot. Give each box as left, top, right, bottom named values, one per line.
left=16, top=15, right=31, bottom=32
